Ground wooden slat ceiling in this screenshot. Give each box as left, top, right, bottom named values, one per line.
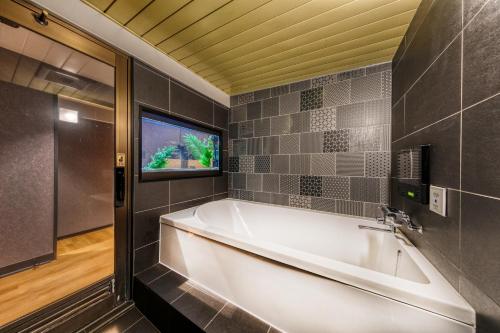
left=82, top=0, right=421, bottom=94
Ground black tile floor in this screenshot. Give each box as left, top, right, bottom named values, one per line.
left=94, top=305, right=159, bottom=333
left=135, top=264, right=282, bottom=333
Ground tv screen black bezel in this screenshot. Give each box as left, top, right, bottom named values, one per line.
left=139, top=106, right=223, bottom=182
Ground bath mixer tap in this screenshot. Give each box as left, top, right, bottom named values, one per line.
left=376, top=205, right=423, bottom=234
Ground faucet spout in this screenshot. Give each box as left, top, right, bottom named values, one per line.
left=376, top=205, right=423, bottom=234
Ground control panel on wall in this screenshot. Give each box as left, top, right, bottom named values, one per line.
left=429, top=185, right=447, bottom=217
left=396, top=145, right=431, bottom=204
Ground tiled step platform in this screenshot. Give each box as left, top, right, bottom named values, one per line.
left=134, top=264, right=282, bottom=333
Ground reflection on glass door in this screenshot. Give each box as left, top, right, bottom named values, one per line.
left=0, top=22, right=115, bottom=327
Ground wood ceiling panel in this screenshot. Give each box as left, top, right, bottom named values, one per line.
left=126, top=0, right=192, bottom=36
left=199, top=11, right=413, bottom=79
left=105, top=0, right=152, bottom=24
left=141, top=0, right=231, bottom=45
left=82, top=0, right=420, bottom=94
left=157, top=0, right=272, bottom=54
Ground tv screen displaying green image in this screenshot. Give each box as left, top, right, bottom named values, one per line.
left=140, top=108, right=221, bottom=181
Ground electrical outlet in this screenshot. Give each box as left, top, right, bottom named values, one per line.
left=429, top=185, right=447, bottom=217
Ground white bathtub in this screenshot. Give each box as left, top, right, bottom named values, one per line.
left=159, top=199, right=475, bottom=333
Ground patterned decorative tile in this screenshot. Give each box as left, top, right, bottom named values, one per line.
left=365, top=98, right=391, bottom=126
left=290, top=112, right=310, bottom=133
left=262, top=174, right=280, bottom=193
left=247, top=138, right=262, bottom=155
left=290, top=195, right=312, bottom=209
left=351, top=73, right=381, bottom=102
left=232, top=139, right=247, bottom=156
left=230, top=95, right=238, bottom=107
left=271, top=155, right=290, bottom=174
left=279, top=175, right=299, bottom=194
left=279, top=92, right=300, bottom=114
left=311, top=154, right=336, bottom=175
left=300, top=175, right=322, bottom=197
left=262, top=97, right=279, bottom=117
left=323, top=129, right=349, bottom=153
left=323, top=176, right=350, bottom=199
left=381, top=71, right=391, bottom=98
left=381, top=125, right=391, bottom=151
left=239, top=190, right=254, bottom=201
left=228, top=140, right=233, bottom=157
left=300, top=132, right=324, bottom=153
left=380, top=177, right=390, bottom=204
left=363, top=202, right=379, bottom=218
left=323, top=80, right=350, bottom=106
left=228, top=157, right=239, bottom=172
left=229, top=123, right=239, bottom=139
left=290, top=79, right=311, bottom=92
left=228, top=189, right=239, bottom=198
left=237, top=92, right=253, bottom=105
left=254, top=88, right=270, bottom=101
left=254, top=191, right=271, bottom=203
left=247, top=101, right=262, bottom=120
left=232, top=173, right=246, bottom=189
left=366, top=152, right=391, bottom=177
left=311, top=197, right=336, bottom=213
left=271, top=84, right=290, bottom=97
left=337, top=70, right=353, bottom=81
left=253, top=118, right=270, bottom=137
left=280, top=134, right=300, bottom=154
left=271, top=193, right=289, bottom=206
left=290, top=154, right=311, bottom=175
left=397, top=150, right=412, bottom=178
left=336, top=200, right=363, bottom=216
left=239, top=156, right=254, bottom=173
left=350, top=68, right=366, bottom=78
left=312, top=74, right=337, bottom=88
left=239, top=120, right=254, bottom=138
left=231, top=104, right=247, bottom=122
left=262, top=136, right=279, bottom=155
left=311, top=107, right=336, bottom=132
left=247, top=174, right=262, bottom=191
left=254, top=155, right=270, bottom=173
left=271, top=115, right=290, bottom=135
left=336, top=153, right=365, bottom=176
left=300, top=87, right=323, bottom=111
left=349, top=127, right=382, bottom=152
left=350, top=177, right=380, bottom=203
left=336, top=102, right=365, bottom=128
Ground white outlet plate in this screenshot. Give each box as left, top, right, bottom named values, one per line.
left=429, top=185, right=447, bottom=217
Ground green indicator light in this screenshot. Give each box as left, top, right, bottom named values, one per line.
left=407, top=191, right=415, bottom=198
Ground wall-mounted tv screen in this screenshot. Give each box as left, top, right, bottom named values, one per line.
left=139, top=107, right=222, bottom=181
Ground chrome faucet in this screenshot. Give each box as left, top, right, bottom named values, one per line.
left=376, top=205, right=423, bottom=234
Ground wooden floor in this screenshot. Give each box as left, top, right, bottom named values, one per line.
left=0, top=227, right=114, bottom=327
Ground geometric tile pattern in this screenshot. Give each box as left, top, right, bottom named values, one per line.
left=311, top=107, right=336, bottom=132
left=300, top=176, right=322, bottom=197
left=311, top=154, right=336, bottom=175
left=300, top=87, right=323, bottom=111
left=323, top=129, right=349, bottom=153
left=280, top=134, right=300, bottom=154
left=289, top=195, right=312, bottom=209
left=239, top=156, right=254, bottom=173
left=228, top=63, right=391, bottom=218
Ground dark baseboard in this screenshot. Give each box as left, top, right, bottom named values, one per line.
left=57, top=223, right=114, bottom=240
left=0, top=252, right=55, bottom=278
left=0, top=277, right=115, bottom=333
left=133, top=277, right=203, bottom=333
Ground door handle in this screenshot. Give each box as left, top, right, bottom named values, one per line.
left=115, top=167, right=125, bottom=207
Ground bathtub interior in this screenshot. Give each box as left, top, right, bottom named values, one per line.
left=194, top=200, right=428, bottom=284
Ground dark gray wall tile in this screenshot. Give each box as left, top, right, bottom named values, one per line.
left=170, top=196, right=213, bottom=213
left=170, top=177, right=213, bottom=204
left=391, top=98, right=405, bottom=141
left=461, top=192, right=500, bottom=305
left=247, top=101, right=262, bottom=120
left=135, top=177, right=170, bottom=211
left=214, top=103, right=228, bottom=129
left=405, top=38, right=461, bottom=133
left=214, top=174, right=228, bottom=194
left=134, top=62, right=170, bottom=111
left=462, top=95, right=500, bottom=197
left=134, top=241, right=159, bottom=274
left=170, top=81, right=213, bottom=125
left=463, top=0, right=500, bottom=108
left=134, top=206, right=169, bottom=249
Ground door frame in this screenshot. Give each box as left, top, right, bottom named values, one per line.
left=0, top=0, right=132, bottom=325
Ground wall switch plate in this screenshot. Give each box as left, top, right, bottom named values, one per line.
left=429, top=185, right=447, bottom=217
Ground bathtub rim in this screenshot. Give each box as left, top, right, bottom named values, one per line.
left=159, top=199, right=475, bottom=326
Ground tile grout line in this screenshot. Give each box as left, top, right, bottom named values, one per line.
left=146, top=270, right=172, bottom=285
left=203, top=302, right=227, bottom=330
left=122, top=317, right=145, bottom=333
